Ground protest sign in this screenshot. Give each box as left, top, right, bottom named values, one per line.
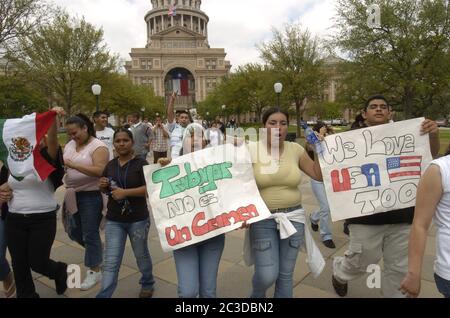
left=144, top=144, right=271, bottom=252
left=319, top=118, right=433, bottom=221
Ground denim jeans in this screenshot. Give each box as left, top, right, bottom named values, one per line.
left=97, top=218, right=155, bottom=298
left=173, top=234, right=225, bottom=298
left=250, top=218, right=304, bottom=298
left=310, top=179, right=333, bottom=242
left=435, top=273, right=450, bottom=298
left=75, top=191, right=103, bottom=268
left=0, top=217, right=11, bottom=281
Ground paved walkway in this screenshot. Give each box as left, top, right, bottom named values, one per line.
left=2, top=177, right=442, bottom=298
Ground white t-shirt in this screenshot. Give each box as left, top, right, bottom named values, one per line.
left=8, top=173, right=58, bottom=214
left=167, top=121, right=185, bottom=159
left=207, top=129, right=223, bottom=147
left=96, top=127, right=115, bottom=160
left=431, top=155, right=450, bottom=280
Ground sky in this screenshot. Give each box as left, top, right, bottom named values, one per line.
left=50, top=0, right=337, bottom=70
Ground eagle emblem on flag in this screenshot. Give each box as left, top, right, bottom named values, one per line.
left=9, top=137, right=33, bottom=162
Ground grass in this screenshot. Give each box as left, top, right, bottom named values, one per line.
left=439, top=128, right=450, bottom=155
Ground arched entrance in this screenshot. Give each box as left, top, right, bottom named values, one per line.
left=164, top=68, right=196, bottom=111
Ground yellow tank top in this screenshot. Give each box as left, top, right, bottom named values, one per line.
left=248, top=141, right=305, bottom=211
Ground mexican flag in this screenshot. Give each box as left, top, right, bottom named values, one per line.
left=0, top=111, right=57, bottom=181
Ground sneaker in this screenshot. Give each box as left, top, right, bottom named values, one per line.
left=323, top=240, right=336, bottom=249
left=310, top=219, right=319, bottom=232
left=55, top=262, right=68, bottom=295
left=80, top=270, right=102, bottom=291
left=139, top=288, right=154, bottom=298
left=332, top=275, right=348, bottom=297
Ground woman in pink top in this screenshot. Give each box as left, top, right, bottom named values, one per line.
left=63, top=114, right=109, bottom=291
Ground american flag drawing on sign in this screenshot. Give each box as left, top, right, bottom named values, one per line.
left=386, top=156, right=422, bottom=183
left=168, top=5, right=177, bottom=17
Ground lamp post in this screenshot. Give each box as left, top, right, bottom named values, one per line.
left=91, top=83, right=102, bottom=112
left=274, top=82, right=283, bottom=110
left=222, top=104, right=226, bottom=122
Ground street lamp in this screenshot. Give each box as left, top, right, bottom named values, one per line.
left=274, top=82, right=283, bottom=110
left=91, top=83, right=102, bottom=112
left=221, top=105, right=227, bottom=122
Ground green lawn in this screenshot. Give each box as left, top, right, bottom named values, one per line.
left=439, top=128, right=450, bottom=155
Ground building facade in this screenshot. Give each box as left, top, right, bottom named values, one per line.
left=125, top=0, right=231, bottom=111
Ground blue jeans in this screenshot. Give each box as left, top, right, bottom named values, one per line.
left=0, top=217, right=11, bottom=281
left=310, top=179, right=333, bottom=242
left=97, top=218, right=155, bottom=298
left=435, top=273, right=450, bottom=298
left=173, top=234, right=225, bottom=298
left=250, top=219, right=304, bottom=298
left=75, top=191, right=103, bottom=268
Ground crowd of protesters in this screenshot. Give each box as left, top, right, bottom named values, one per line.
left=0, top=92, right=448, bottom=299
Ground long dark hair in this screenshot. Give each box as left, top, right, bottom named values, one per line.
left=66, top=113, right=96, bottom=138
left=262, top=108, right=290, bottom=126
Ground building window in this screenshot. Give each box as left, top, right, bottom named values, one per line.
left=140, top=59, right=152, bottom=70
left=133, top=60, right=138, bottom=68
left=205, top=59, right=217, bottom=70
left=206, top=78, right=217, bottom=90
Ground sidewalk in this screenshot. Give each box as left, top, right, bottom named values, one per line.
left=3, top=177, right=442, bottom=298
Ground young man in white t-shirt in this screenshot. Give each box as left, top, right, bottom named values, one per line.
left=93, top=111, right=115, bottom=160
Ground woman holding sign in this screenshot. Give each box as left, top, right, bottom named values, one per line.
left=247, top=108, right=324, bottom=298
left=96, top=128, right=155, bottom=298
left=159, top=123, right=226, bottom=298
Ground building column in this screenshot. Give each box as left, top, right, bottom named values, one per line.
left=198, top=18, right=201, bottom=34
left=191, top=15, right=193, bottom=31
left=161, top=15, right=164, bottom=30
left=181, top=14, right=184, bottom=27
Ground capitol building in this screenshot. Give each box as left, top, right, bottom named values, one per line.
left=126, top=0, right=231, bottom=111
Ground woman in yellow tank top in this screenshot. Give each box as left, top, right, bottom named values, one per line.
left=248, top=108, right=323, bottom=298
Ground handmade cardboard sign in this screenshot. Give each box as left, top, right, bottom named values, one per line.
left=144, top=144, right=271, bottom=252
left=318, top=118, right=433, bottom=221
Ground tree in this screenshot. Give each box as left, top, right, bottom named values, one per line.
left=233, top=64, right=281, bottom=121
left=0, top=0, right=50, bottom=54
left=334, top=0, right=450, bottom=119
left=259, top=24, right=327, bottom=136
left=0, top=74, right=48, bottom=117
left=99, top=73, right=164, bottom=120
left=307, top=101, right=344, bottom=120
left=13, top=12, right=118, bottom=116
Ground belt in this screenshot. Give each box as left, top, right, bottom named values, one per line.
left=270, top=204, right=303, bottom=214
left=8, top=210, right=57, bottom=219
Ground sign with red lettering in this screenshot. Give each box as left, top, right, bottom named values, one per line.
left=318, top=118, right=433, bottom=221
left=143, top=144, right=272, bottom=252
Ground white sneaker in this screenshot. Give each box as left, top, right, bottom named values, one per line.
left=80, top=270, right=102, bottom=291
